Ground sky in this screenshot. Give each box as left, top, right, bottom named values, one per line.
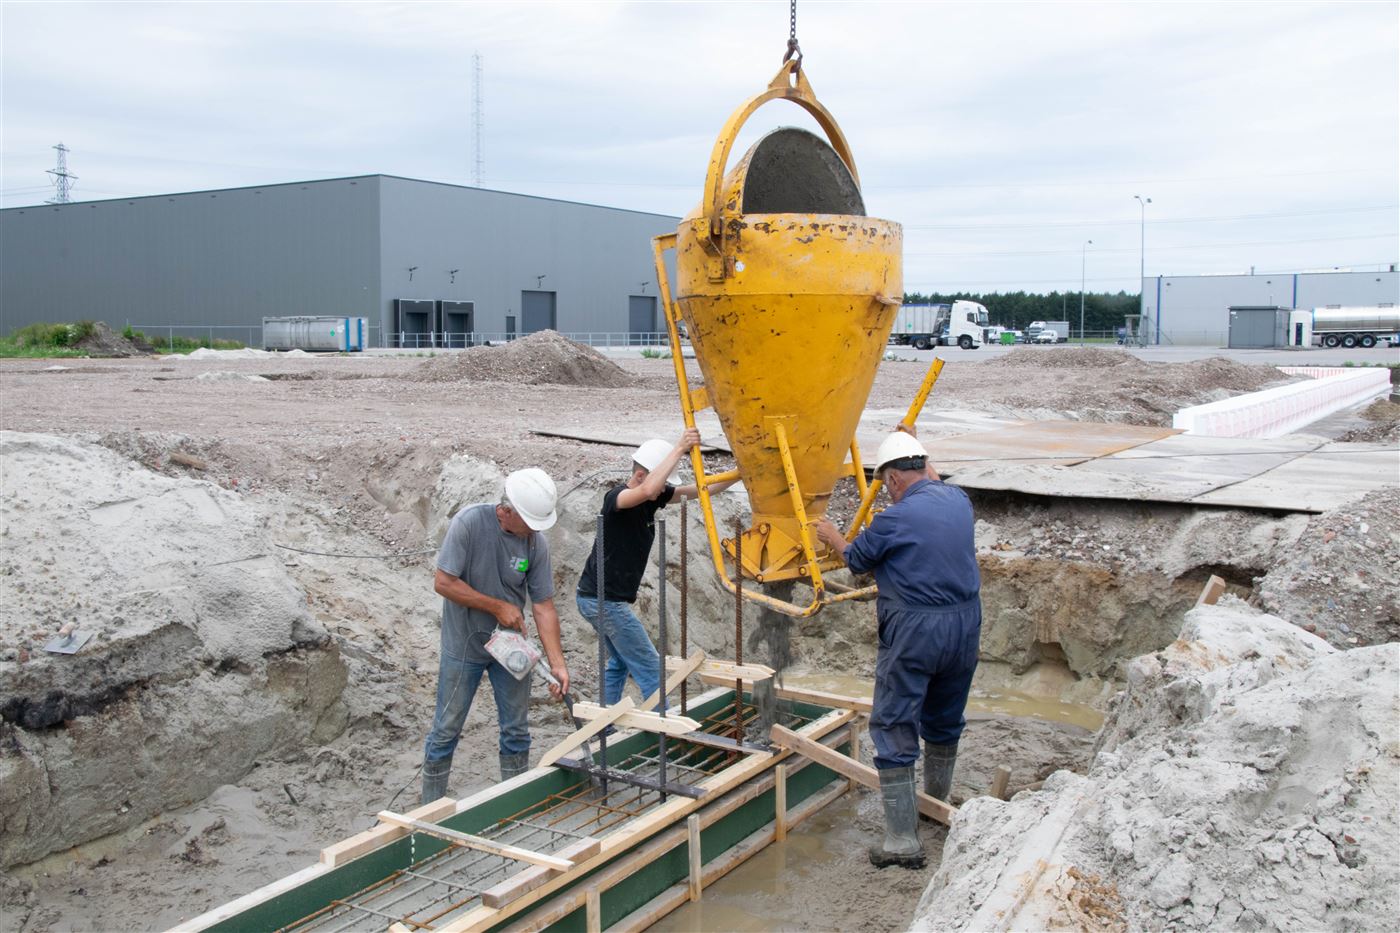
left=2, top=0, right=1397, bottom=294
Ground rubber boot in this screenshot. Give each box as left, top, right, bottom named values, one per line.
left=499, top=751, right=530, bottom=782
left=868, top=766, right=926, bottom=869
left=421, top=756, right=452, bottom=806
left=924, top=740, right=958, bottom=803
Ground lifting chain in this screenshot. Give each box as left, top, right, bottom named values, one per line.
left=782, top=0, right=802, bottom=70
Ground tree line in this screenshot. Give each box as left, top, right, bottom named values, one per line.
left=902, top=290, right=1144, bottom=333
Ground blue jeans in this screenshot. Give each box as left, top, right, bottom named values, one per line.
left=423, top=646, right=532, bottom=763
left=870, top=596, right=982, bottom=770
left=575, top=594, right=661, bottom=706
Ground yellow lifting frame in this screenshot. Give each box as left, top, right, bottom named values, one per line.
left=651, top=233, right=947, bottom=618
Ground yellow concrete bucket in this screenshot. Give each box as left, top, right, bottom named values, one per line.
left=653, top=61, right=940, bottom=618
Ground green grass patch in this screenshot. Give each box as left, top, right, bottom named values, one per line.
left=639, top=347, right=672, bottom=359
left=0, top=338, right=89, bottom=359
left=123, top=325, right=244, bottom=353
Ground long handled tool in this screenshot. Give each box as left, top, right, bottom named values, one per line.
left=484, top=628, right=596, bottom=767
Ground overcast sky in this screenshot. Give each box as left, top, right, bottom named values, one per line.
left=3, top=1, right=1397, bottom=294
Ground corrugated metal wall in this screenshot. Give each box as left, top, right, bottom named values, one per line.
left=376, top=176, right=675, bottom=341
left=0, top=175, right=680, bottom=346
left=0, top=178, right=381, bottom=344
left=1141, top=271, right=1399, bottom=344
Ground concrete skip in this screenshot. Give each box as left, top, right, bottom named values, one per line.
left=1172, top=367, right=1391, bottom=438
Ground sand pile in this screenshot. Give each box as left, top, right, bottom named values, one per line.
left=0, top=432, right=347, bottom=867
left=914, top=602, right=1399, bottom=931
left=413, top=331, right=636, bottom=387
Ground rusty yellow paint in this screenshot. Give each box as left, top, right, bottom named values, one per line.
left=652, top=62, right=930, bottom=617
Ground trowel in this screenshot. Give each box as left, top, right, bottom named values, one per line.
left=44, top=623, right=94, bottom=655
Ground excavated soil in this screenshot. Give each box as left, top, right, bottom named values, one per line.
left=71, top=322, right=152, bottom=358
left=1339, top=396, right=1400, bottom=444
left=0, top=348, right=1395, bottom=931
left=412, top=330, right=637, bottom=387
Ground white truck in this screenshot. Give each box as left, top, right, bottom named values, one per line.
left=891, top=300, right=990, bottom=350
left=1311, top=306, right=1400, bottom=348
left=1026, top=320, right=1070, bottom=343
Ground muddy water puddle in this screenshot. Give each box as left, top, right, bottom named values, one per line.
left=780, top=669, right=1106, bottom=732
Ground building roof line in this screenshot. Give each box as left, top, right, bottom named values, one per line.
left=0, top=173, right=681, bottom=222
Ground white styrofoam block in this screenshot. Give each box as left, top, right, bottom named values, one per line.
left=1174, top=369, right=1391, bottom=438
left=1276, top=366, right=1354, bottom=379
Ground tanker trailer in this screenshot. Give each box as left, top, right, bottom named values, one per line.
left=1311, top=306, right=1400, bottom=348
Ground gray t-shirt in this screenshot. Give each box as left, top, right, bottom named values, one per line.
left=435, top=503, right=554, bottom=662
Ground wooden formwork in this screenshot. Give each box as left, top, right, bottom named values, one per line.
left=175, top=686, right=857, bottom=933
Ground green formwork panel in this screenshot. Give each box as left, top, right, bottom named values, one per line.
left=206, top=691, right=841, bottom=932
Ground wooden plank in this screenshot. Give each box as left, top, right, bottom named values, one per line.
left=319, top=796, right=457, bottom=867
left=570, top=702, right=700, bottom=736
left=774, top=764, right=788, bottom=842
left=642, top=649, right=706, bottom=712
left=585, top=888, right=601, bottom=933
left=503, top=727, right=853, bottom=933
left=666, top=656, right=775, bottom=683
left=770, top=723, right=956, bottom=825
left=613, top=777, right=852, bottom=933
left=375, top=811, right=573, bottom=870
left=773, top=684, right=873, bottom=714
left=538, top=697, right=636, bottom=767
left=687, top=814, right=702, bottom=902
left=849, top=724, right=862, bottom=792
left=479, top=837, right=602, bottom=909
left=991, top=766, right=1012, bottom=801
left=1196, top=574, right=1227, bottom=606
left=438, top=706, right=856, bottom=932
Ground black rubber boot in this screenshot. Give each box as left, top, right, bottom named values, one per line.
left=421, top=756, right=452, bottom=805
left=868, top=766, right=926, bottom=869
left=499, top=751, right=530, bottom=781
left=924, top=740, right=958, bottom=802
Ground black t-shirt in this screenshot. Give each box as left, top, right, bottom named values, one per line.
left=576, top=483, right=676, bottom=603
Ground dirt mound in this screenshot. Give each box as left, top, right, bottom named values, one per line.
left=73, top=321, right=151, bottom=357
left=413, top=331, right=636, bottom=387
left=940, top=350, right=1297, bottom=424
left=1259, top=485, right=1400, bottom=647
left=987, top=347, right=1139, bottom=370
left=1339, top=397, right=1400, bottom=444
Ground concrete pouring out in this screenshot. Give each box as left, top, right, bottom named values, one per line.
left=1, top=341, right=1396, bottom=931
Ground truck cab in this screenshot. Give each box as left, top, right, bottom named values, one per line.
left=941, top=300, right=990, bottom=349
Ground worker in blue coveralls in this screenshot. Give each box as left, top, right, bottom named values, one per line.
left=815, top=427, right=981, bottom=869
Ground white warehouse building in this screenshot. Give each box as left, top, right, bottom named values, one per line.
left=1140, top=269, right=1398, bottom=345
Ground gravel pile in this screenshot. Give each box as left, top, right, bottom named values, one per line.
left=413, top=331, right=636, bottom=387
left=1339, top=397, right=1400, bottom=444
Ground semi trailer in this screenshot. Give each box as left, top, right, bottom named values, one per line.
left=891, top=300, right=990, bottom=349
left=1311, top=306, right=1400, bottom=348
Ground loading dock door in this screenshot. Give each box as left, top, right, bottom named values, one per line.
left=521, top=290, right=557, bottom=334
left=439, top=301, right=475, bottom=348
left=628, top=295, right=657, bottom=345
left=394, top=299, right=435, bottom=348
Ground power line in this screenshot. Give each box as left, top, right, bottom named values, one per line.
left=905, top=232, right=1398, bottom=259
left=903, top=204, right=1399, bottom=231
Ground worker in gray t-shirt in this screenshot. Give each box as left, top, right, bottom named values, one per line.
left=421, top=468, right=570, bottom=803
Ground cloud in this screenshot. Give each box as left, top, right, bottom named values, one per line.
left=2, top=0, right=1395, bottom=291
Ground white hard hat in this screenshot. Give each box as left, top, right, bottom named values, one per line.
left=874, top=431, right=928, bottom=474
left=504, top=468, right=558, bottom=531
left=633, top=438, right=681, bottom=483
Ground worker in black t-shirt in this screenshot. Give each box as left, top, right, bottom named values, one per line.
left=576, top=428, right=736, bottom=705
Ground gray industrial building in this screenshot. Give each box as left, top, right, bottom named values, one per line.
left=0, top=175, right=680, bottom=347
left=1141, top=269, right=1399, bottom=345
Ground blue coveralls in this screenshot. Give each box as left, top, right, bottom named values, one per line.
left=844, top=478, right=982, bottom=770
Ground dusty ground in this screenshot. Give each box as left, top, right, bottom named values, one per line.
left=1, top=336, right=1395, bottom=931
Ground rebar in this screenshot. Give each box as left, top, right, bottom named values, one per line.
left=733, top=517, right=744, bottom=748
left=594, top=512, right=608, bottom=788
left=680, top=498, right=688, bottom=714
left=657, top=516, right=668, bottom=801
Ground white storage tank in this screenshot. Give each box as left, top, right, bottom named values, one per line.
left=262, top=316, right=367, bottom=352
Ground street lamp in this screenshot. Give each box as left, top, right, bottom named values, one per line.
left=1134, top=195, right=1151, bottom=344
left=1080, top=240, right=1093, bottom=343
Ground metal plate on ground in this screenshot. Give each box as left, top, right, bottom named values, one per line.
left=44, top=630, right=95, bottom=654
